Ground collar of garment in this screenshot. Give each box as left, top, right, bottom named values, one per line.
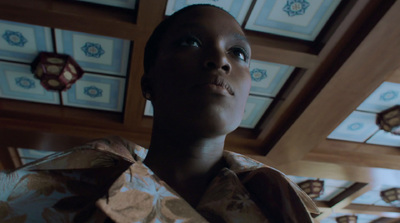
left=4, top=136, right=318, bottom=223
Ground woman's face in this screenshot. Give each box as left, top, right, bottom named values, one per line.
left=148, top=6, right=252, bottom=137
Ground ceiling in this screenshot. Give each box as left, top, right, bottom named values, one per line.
left=0, top=0, right=400, bottom=222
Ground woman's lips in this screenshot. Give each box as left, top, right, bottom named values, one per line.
left=201, top=77, right=235, bottom=95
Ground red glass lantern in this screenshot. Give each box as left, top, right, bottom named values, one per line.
left=376, top=105, right=400, bottom=135
left=298, top=179, right=324, bottom=199
left=31, top=52, right=84, bottom=91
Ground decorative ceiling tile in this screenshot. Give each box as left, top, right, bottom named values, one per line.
left=357, top=82, right=400, bottom=113
left=165, top=0, right=252, bottom=24
left=240, top=95, right=273, bottom=128
left=77, top=0, right=136, bottom=9
left=366, top=130, right=400, bottom=147
left=245, top=0, right=341, bottom=40
left=352, top=190, right=382, bottom=205
left=352, top=184, right=400, bottom=208
left=327, top=111, right=379, bottom=142
left=55, top=29, right=130, bottom=76
left=0, top=61, right=60, bottom=104
left=0, top=20, right=53, bottom=63
left=61, top=73, right=125, bottom=112
left=249, top=59, right=294, bottom=97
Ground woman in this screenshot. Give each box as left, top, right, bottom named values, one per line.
left=0, top=4, right=318, bottom=223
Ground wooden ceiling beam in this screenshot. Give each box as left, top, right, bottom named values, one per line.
left=246, top=159, right=400, bottom=187
left=341, top=204, right=400, bottom=217
left=305, top=140, right=400, bottom=170
left=247, top=35, right=319, bottom=69
left=122, top=0, right=167, bottom=129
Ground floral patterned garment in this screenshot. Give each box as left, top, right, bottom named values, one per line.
left=0, top=137, right=319, bottom=223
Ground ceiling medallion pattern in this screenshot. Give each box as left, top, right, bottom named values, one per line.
left=84, top=85, right=103, bottom=98
left=283, top=0, right=310, bottom=17
left=2, top=30, right=27, bottom=47
left=15, top=76, right=35, bottom=89
left=81, top=42, right=105, bottom=58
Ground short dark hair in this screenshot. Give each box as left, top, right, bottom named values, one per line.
left=143, top=4, right=240, bottom=74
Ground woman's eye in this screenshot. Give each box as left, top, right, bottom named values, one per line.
left=180, top=37, right=201, bottom=48
left=231, top=47, right=249, bottom=62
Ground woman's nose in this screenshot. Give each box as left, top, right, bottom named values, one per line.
left=203, top=47, right=231, bottom=73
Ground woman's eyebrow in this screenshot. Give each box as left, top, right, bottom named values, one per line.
left=232, top=33, right=249, bottom=45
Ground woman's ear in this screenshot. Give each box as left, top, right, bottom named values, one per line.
left=141, top=75, right=153, bottom=100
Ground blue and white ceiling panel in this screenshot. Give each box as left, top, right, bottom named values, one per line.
left=245, top=0, right=341, bottom=40
left=367, top=130, right=400, bottom=147
left=240, top=95, right=273, bottom=128
left=165, top=0, right=252, bottom=24
left=327, top=111, right=379, bottom=143
left=249, top=60, right=294, bottom=97
left=0, top=20, right=53, bottom=63
left=352, top=184, right=400, bottom=207
left=77, top=0, right=137, bottom=9
left=0, top=62, right=60, bottom=104
left=328, top=81, right=400, bottom=147
left=55, top=29, right=130, bottom=77
left=357, top=82, right=400, bottom=113
left=61, top=73, right=126, bottom=112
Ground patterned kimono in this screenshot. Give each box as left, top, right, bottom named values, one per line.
left=0, top=137, right=319, bottom=223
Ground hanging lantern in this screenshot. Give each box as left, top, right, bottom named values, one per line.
left=298, top=179, right=324, bottom=199
left=380, top=188, right=400, bottom=204
left=336, top=215, right=357, bottom=223
left=376, top=105, right=400, bottom=135
left=31, top=52, right=84, bottom=91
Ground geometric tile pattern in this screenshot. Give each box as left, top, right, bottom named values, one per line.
left=55, top=29, right=131, bottom=77
left=62, top=73, right=126, bottom=112
left=287, top=175, right=354, bottom=201
left=0, top=18, right=130, bottom=113
left=165, top=0, right=253, bottom=24
left=0, top=20, right=53, bottom=63
left=0, top=61, right=60, bottom=104
left=77, top=0, right=137, bottom=9
left=245, top=0, right=341, bottom=40
left=328, top=82, right=400, bottom=147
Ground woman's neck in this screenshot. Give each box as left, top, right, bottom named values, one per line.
left=143, top=127, right=227, bottom=206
